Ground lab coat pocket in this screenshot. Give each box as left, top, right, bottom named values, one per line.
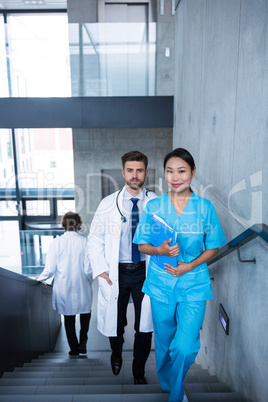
left=98, top=276, right=112, bottom=304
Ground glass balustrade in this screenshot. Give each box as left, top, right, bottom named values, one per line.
left=0, top=11, right=174, bottom=98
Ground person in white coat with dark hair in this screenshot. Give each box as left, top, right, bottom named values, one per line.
left=36, top=212, right=93, bottom=356
left=88, top=150, right=156, bottom=384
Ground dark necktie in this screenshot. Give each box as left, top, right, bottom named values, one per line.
left=131, top=198, right=140, bottom=265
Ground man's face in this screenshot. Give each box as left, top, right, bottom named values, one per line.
left=122, top=161, right=148, bottom=191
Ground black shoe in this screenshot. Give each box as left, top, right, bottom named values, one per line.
left=69, top=350, right=79, bottom=356
left=78, top=343, right=87, bottom=354
left=134, top=377, right=147, bottom=385
left=111, top=352, right=122, bottom=375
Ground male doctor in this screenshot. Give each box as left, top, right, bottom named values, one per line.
left=88, top=150, right=155, bottom=384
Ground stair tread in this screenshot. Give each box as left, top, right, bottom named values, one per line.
left=0, top=383, right=235, bottom=395
left=3, top=370, right=120, bottom=378
left=187, top=392, right=247, bottom=401
left=185, top=375, right=218, bottom=384
left=185, top=382, right=230, bottom=393
left=0, top=384, right=163, bottom=395
left=0, top=351, right=247, bottom=400
left=15, top=366, right=116, bottom=372
left=0, top=394, right=169, bottom=402
left=37, top=352, right=156, bottom=360
left=24, top=359, right=106, bottom=366
left=0, top=376, right=160, bottom=386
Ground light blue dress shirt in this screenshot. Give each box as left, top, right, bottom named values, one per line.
left=119, top=187, right=146, bottom=263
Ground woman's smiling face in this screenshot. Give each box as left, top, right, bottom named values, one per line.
left=164, top=157, right=196, bottom=194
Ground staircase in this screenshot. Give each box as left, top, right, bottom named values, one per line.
left=0, top=350, right=248, bottom=401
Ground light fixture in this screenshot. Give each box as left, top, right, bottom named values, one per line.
left=24, top=0, right=44, bottom=4
left=172, top=0, right=176, bottom=15
left=219, top=303, right=229, bottom=335
left=160, top=0, right=164, bottom=16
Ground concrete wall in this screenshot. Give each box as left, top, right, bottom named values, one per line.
left=155, top=22, right=175, bottom=96
left=155, top=0, right=175, bottom=95
left=173, top=1, right=268, bottom=401
left=0, top=267, right=61, bottom=377
left=72, top=128, right=173, bottom=235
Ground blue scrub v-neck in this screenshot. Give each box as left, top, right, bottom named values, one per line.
left=166, top=191, right=194, bottom=219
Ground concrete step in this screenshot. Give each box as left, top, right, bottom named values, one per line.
left=0, top=384, right=163, bottom=395
left=36, top=351, right=147, bottom=360
left=22, top=360, right=107, bottom=367
left=0, top=394, right=169, bottom=402
left=186, top=382, right=230, bottom=393
left=14, top=366, right=117, bottom=372
left=187, top=392, right=248, bottom=401
left=3, top=367, right=159, bottom=380
left=1, top=374, right=217, bottom=386
left=0, top=351, right=247, bottom=402
left=0, top=376, right=157, bottom=386
left=3, top=370, right=116, bottom=378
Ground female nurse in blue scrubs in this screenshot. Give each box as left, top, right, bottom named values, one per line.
left=133, top=148, right=226, bottom=402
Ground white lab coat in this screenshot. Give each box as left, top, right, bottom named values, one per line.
left=88, top=186, right=156, bottom=337
left=38, top=231, right=93, bottom=316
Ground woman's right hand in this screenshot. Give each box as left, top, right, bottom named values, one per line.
left=157, top=239, right=179, bottom=257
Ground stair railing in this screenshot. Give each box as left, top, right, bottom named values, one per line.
left=207, top=223, right=268, bottom=267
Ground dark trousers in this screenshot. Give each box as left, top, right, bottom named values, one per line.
left=109, top=264, right=152, bottom=379
left=64, top=312, right=91, bottom=353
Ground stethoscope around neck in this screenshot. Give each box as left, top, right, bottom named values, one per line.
left=116, top=187, right=152, bottom=223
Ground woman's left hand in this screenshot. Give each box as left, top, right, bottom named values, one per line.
left=164, top=261, right=193, bottom=277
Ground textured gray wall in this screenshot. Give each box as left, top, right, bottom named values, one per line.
left=0, top=268, right=61, bottom=376
left=155, top=0, right=175, bottom=96
left=155, top=22, right=175, bottom=96
left=67, top=0, right=98, bottom=23
left=73, top=128, right=173, bottom=235
left=173, top=1, right=268, bottom=401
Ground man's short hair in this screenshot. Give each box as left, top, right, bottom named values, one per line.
left=61, top=211, right=82, bottom=231
left=121, top=150, right=148, bottom=170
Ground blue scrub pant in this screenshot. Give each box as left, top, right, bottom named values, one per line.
left=150, top=298, right=206, bottom=402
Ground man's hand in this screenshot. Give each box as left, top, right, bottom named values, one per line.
left=98, top=272, right=112, bottom=285
left=157, top=239, right=179, bottom=257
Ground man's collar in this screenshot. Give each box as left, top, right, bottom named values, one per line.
left=124, top=187, right=145, bottom=200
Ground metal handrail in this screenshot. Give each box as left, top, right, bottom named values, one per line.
left=207, top=223, right=268, bottom=266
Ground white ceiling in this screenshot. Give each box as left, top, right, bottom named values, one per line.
left=0, top=0, right=67, bottom=10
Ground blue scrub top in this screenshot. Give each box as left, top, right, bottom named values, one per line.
left=133, top=193, right=226, bottom=304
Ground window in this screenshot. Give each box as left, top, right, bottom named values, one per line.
left=0, top=130, right=15, bottom=190
left=57, top=199, right=76, bottom=216
left=0, top=127, right=75, bottom=276
left=0, top=221, right=21, bottom=273
left=0, top=15, right=9, bottom=97
left=17, top=128, right=74, bottom=189
left=0, top=200, right=17, bottom=216
left=3, top=13, right=71, bottom=97
left=69, top=3, right=156, bottom=97
left=25, top=200, right=50, bottom=216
